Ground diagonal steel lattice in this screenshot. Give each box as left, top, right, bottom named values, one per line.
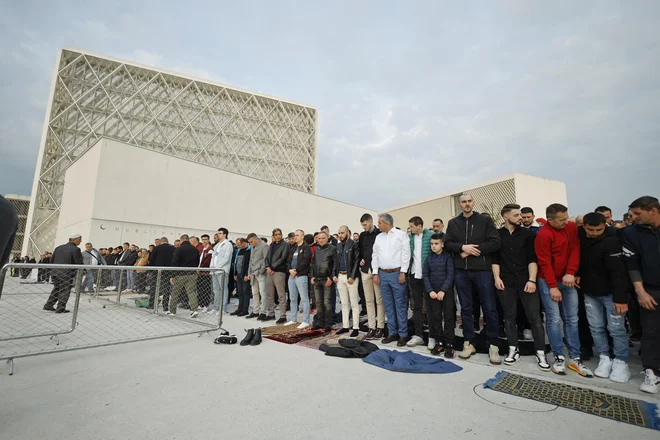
left=26, top=49, right=318, bottom=256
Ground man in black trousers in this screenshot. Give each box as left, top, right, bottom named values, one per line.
left=148, top=236, right=176, bottom=311
left=43, top=234, right=84, bottom=313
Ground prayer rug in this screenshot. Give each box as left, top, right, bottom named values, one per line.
left=296, top=332, right=344, bottom=350
left=264, top=328, right=325, bottom=344
left=484, top=371, right=660, bottom=431
left=257, top=323, right=300, bottom=336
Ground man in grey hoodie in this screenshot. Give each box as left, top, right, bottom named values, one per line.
left=247, top=232, right=269, bottom=319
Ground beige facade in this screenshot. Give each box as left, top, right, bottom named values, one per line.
left=55, top=138, right=376, bottom=248
left=384, top=173, right=568, bottom=230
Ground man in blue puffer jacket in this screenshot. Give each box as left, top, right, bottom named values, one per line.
left=423, top=233, right=455, bottom=358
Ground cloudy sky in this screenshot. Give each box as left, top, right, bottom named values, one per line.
left=1, top=1, right=658, bottom=218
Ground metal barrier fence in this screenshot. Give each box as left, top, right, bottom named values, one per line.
left=0, top=263, right=227, bottom=375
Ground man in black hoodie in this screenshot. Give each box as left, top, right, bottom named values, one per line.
left=623, top=196, right=660, bottom=394
left=445, top=194, right=501, bottom=363
left=577, top=212, right=631, bottom=383
left=169, top=234, right=200, bottom=318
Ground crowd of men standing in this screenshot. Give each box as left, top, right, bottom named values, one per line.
left=2, top=192, right=658, bottom=396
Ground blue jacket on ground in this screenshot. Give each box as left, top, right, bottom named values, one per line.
left=363, top=349, right=463, bottom=374
left=422, top=251, right=455, bottom=294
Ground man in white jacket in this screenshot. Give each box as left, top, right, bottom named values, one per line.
left=209, top=228, right=233, bottom=315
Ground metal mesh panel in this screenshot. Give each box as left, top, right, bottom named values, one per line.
left=27, top=50, right=317, bottom=255
left=451, top=178, right=517, bottom=226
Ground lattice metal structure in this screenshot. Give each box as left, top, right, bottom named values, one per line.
left=449, top=178, right=516, bottom=226
left=25, top=48, right=317, bottom=256
left=4, top=195, right=30, bottom=259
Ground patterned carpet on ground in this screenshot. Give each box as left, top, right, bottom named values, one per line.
left=264, top=328, right=326, bottom=344
left=296, top=332, right=348, bottom=349
left=484, top=371, right=660, bottom=431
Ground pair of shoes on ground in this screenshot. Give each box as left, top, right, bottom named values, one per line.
left=457, top=341, right=501, bottom=364
left=240, top=329, right=262, bottom=346
left=381, top=334, right=408, bottom=347
left=257, top=314, right=275, bottom=322
left=592, top=354, right=632, bottom=383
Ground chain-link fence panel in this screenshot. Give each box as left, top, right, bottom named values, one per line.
left=0, top=264, right=226, bottom=375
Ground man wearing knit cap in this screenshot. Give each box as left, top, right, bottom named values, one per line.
left=44, top=234, right=84, bottom=313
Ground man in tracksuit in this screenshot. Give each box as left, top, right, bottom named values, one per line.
left=578, top=212, right=631, bottom=383
left=311, top=232, right=336, bottom=332
left=445, top=194, right=501, bottom=364
left=623, top=196, right=660, bottom=394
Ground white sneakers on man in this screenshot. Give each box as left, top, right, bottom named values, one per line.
left=503, top=346, right=520, bottom=365
left=284, top=321, right=297, bottom=326
left=609, top=359, right=631, bottom=383
left=594, top=355, right=613, bottom=378
left=189, top=311, right=198, bottom=318
left=406, top=335, right=424, bottom=347
left=427, top=337, right=436, bottom=351
left=489, top=345, right=502, bottom=365
left=641, top=369, right=660, bottom=394
left=297, top=322, right=310, bottom=329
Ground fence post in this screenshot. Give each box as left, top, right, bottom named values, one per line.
left=116, top=270, right=124, bottom=304
left=71, top=269, right=84, bottom=331
left=154, top=270, right=162, bottom=314
left=0, top=264, right=7, bottom=302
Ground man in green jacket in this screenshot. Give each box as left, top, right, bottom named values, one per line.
left=407, top=216, right=434, bottom=347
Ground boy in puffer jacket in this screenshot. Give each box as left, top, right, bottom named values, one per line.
left=422, top=233, right=456, bottom=358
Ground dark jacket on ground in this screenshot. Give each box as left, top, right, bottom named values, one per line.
left=51, top=241, right=84, bottom=279
left=311, top=244, right=336, bottom=279
left=172, top=241, right=200, bottom=268
left=622, top=223, right=660, bottom=289
left=444, top=212, right=501, bottom=271
left=422, top=251, right=455, bottom=294
left=288, top=243, right=312, bottom=276
left=334, top=239, right=360, bottom=279
left=266, top=240, right=289, bottom=273
left=577, top=227, right=630, bottom=304
left=149, top=243, right=176, bottom=267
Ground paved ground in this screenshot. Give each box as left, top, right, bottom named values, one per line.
left=1, top=311, right=658, bottom=440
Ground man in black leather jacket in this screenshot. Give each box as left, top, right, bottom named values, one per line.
left=333, top=226, right=361, bottom=336
left=265, top=228, right=290, bottom=323
left=311, top=232, right=337, bottom=332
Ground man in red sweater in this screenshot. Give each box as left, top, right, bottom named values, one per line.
left=535, top=203, right=593, bottom=378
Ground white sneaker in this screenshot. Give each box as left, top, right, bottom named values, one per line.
left=190, top=311, right=199, bottom=318
left=121, top=289, right=131, bottom=293
left=406, top=335, right=424, bottom=347
left=285, top=321, right=297, bottom=326
left=640, top=369, right=660, bottom=394
left=197, top=306, right=206, bottom=312
left=523, top=329, right=533, bottom=340
left=503, top=346, right=520, bottom=365
left=297, top=322, right=310, bottom=329
left=427, top=337, right=436, bottom=351
left=552, top=355, right=566, bottom=375
left=214, top=311, right=220, bottom=316
left=609, top=359, right=631, bottom=383
left=535, top=351, right=551, bottom=371
left=489, top=344, right=502, bottom=365
left=165, top=311, right=174, bottom=316
left=594, top=354, right=613, bottom=378
left=206, top=309, right=216, bottom=314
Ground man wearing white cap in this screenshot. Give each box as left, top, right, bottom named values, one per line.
left=43, top=234, right=84, bottom=313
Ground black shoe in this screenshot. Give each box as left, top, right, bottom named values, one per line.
left=312, top=325, right=322, bottom=330
left=382, top=334, right=398, bottom=344
left=43, top=306, right=56, bottom=312
left=276, top=317, right=287, bottom=324
left=246, top=313, right=259, bottom=319
left=374, top=328, right=384, bottom=339
left=237, top=312, right=248, bottom=317
left=55, top=309, right=70, bottom=314
left=250, top=329, right=262, bottom=346
left=431, top=342, right=445, bottom=356
left=397, top=337, right=408, bottom=347
left=230, top=310, right=241, bottom=316
left=364, top=329, right=376, bottom=340
left=324, top=327, right=332, bottom=333
left=241, top=329, right=255, bottom=346
left=257, top=314, right=266, bottom=321
left=630, top=332, right=642, bottom=342
left=337, top=328, right=349, bottom=335
left=264, top=315, right=276, bottom=321
left=444, top=345, right=454, bottom=359
left=350, top=329, right=359, bottom=337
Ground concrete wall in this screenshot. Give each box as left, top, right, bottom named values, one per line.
left=514, top=173, right=568, bottom=220
left=55, top=138, right=377, bottom=249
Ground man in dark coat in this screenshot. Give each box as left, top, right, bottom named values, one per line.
left=147, top=236, right=176, bottom=311
left=43, top=234, right=84, bottom=313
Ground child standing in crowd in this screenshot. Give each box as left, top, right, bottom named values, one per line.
left=422, top=233, right=456, bottom=358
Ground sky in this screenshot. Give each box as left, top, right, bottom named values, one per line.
left=1, top=1, right=659, bottom=218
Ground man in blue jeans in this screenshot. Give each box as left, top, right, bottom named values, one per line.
left=372, top=213, right=411, bottom=347
left=577, top=212, right=631, bottom=383
left=445, top=194, right=502, bottom=364
left=535, top=203, right=592, bottom=377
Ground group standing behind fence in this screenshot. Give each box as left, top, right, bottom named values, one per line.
left=3, top=193, right=659, bottom=396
